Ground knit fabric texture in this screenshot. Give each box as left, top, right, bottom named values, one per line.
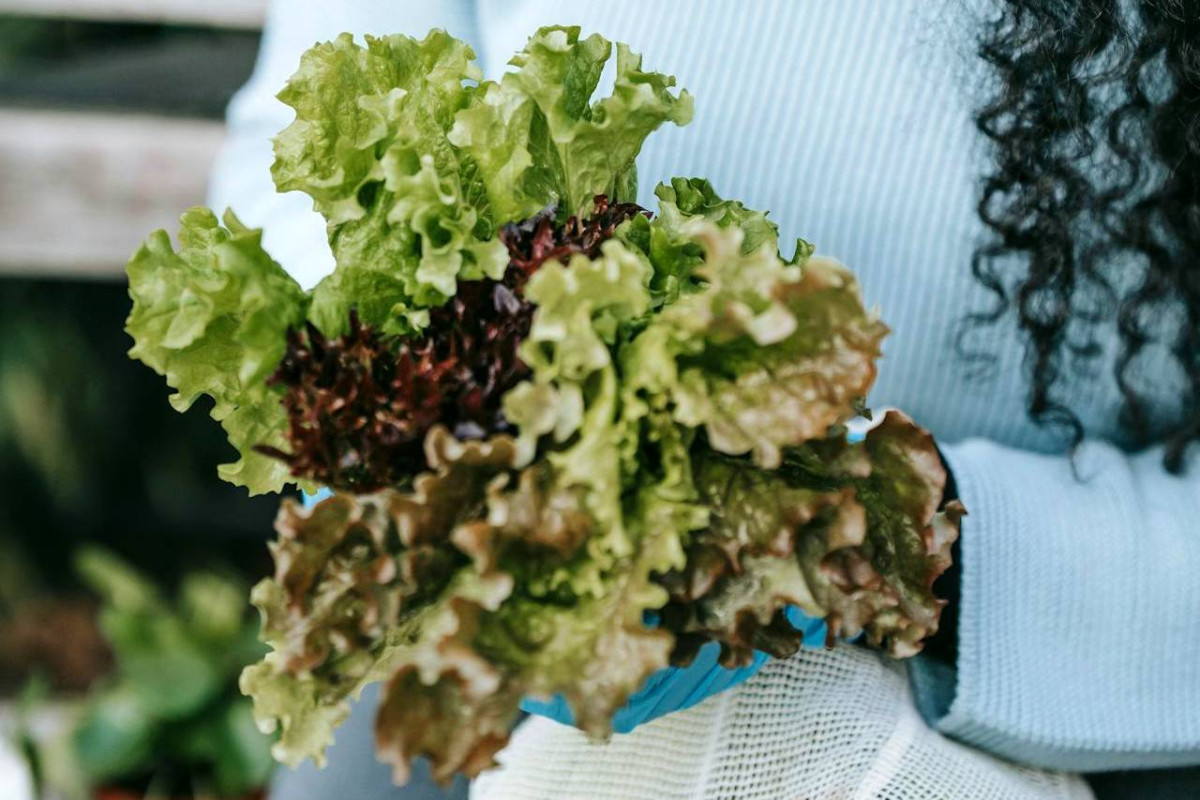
left=473, top=646, right=1094, bottom=800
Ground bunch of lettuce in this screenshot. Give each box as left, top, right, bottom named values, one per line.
left=125, top=26, right=963, bottom=785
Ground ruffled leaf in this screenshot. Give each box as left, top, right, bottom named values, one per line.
left=375, top=609, right=521, bottom=785
left=273, top=30, right=502, bottom=334
left=276, top=27, right=688, bottom=335
left=125, top=208, right=309, bottom=494
left=502, top=235, right=656, bottom=558
left=243, top=430, right=521, bottom=767
left=450, top=26, right=693, bottom=221
left=662, top=411, right=962, bottom=664
left=623, top=219, right=888, bottom=469
left=652, top=176, right=782, bottom=258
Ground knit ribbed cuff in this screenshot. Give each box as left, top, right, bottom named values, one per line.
left=908, top=439, right=1200, bottom=772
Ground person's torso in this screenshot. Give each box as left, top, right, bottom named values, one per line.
left=473, top=0, right=1177, bottom=453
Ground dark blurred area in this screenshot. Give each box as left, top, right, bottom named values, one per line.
left=0, top=279, right=279, bottom=610
left=0, top=11, right=272, bottom=701
left=0, top=15, right=258, bottom=117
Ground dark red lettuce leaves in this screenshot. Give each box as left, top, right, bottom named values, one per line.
left=501, top=195, right=649, bottom=283
left=256, top=197, right=646, bottom=493
left=659, top=411, right=963, bottom=666
left=255, top=289, right=533, bottom=493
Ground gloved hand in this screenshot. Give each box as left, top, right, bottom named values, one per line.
left=302, top=488, right=335, bottom=507
left=521, top=606, right=828, bottom=733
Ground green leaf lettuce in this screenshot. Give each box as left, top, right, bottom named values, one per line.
left=125, top=209, right=308, bottom=495
left=120, top=24, right=964, bottom=789
left=622, top=216, right=887, bottom=469
left=274, top=27, right=690, bottom=336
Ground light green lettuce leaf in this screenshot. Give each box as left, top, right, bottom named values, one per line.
left=653, top=177, right=782, bottom=256
left=503, top=238, right=654, bottom=561
left=450, top=26, right=693, bottom=222
left=519, top=239, right=653, bottom=382
left=276, top=26, right=689, bottom=336
left=622, top=219, right=888, bottom=469
left=447, top=78, right=549, bottom=227
left=619, top=177, right=803, bottom=308
left=125, top=208, right=308, bottom=494
left=273, top=30, right=500, bottom=335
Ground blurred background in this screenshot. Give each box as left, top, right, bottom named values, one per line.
left=0, top=2, right=290, bottom=797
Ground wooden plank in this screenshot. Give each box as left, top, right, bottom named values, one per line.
left=0, top=110, right=226, bottom=279
left=0, top=0, right=265, bottom=30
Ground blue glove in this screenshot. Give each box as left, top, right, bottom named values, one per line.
left=302, top=488, right=335, bottom=508
left=521, top=606, right=828, bottom=733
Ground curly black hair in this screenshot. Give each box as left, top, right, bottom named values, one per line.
left=969, top=0, right=1200, bottom=472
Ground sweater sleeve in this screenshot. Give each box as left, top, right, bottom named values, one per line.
left=908, top=437, right=1200, bottom=772
left=207, top=0, right=482, bottom=288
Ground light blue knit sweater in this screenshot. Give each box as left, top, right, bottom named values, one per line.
left=209, top=0, right=1200, bottom=774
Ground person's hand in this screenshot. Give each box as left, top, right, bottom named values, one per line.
left=520, top=606, right=828, bottom=733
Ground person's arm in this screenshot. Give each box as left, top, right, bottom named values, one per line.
left=207, top=0, right=483, bottom=289
left=908, top=438, right=1200, bottom=772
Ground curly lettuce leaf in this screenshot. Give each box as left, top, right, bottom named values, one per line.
left=450, top=26, right=693, bottom=222
left=125, top=208, right=309, bottom=494
left=503, top=237, right=656, bottom=564
left=618, top=177, right=798, bottom=308
left=662, top=411, right=962, bottom=664
left=622, top=219, right=888, bottom=469
left=374, top=595, right=523, bottom=785
left=652, top=176, right=782, bottom=257
left=244, top=419, right=696, bottom=784
left=242, top=430, right=521, bottom=768
left=275, top=27, right=689, bottom=336
left=372, top=457, right=686, bottom=784
left=370, top=434, right=675, bottom=783
left=821, top=412, right=963, bottom=656
left=273, top=30, right=504, bottom=335
left=272, top=30, right=480, bottom=224
left=374, top=543, right=674, bottom=784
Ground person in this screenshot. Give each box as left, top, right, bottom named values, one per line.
left=208, top=1, right=1200, bottom=797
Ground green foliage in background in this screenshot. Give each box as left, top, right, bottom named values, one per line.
left=71, top=548, right=273, bottom=797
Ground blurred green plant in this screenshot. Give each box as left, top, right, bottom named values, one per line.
left=4, top=672, right=88, bottom=800
left=70, top=548, right=273, bottom=798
